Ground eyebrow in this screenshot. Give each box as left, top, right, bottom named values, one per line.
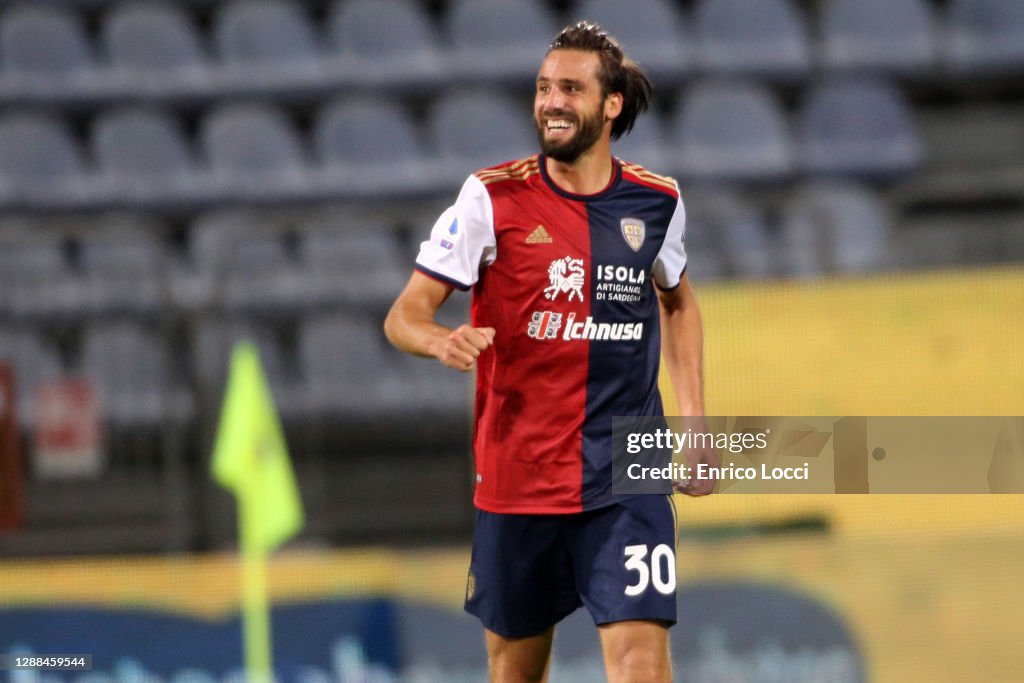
left=536, top=77, right=587, bottom=88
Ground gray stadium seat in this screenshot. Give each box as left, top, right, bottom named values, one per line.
left=91, top=106, right=197, bottom=203
left=0, top=4, right=96, bottom=94
left=0, top=227, right=85, bottom=320
left=611, top=109, right=669, bottom=171
left=298, top=314, right=407, bottom=417
left=199, top=103, right=309, bottom=199
left=574, top=0, right=691, bottom=84
left=326, top=0, right=442, bottom=89
left=447, top=0, right=556, bottom=83
left=797, top=78, right=922, bottom=178
left=297, top=220, right=410, bottom=312
left=430, top=89, right=536, bottom=174
left=80, top=322, right=192, bottom=427
left=0, top=112, right=89, bottom=208
left=945, top=0, right=1024, bottom=74
left=102, top=2, right=208, bottom=92
left=77, top=222, right=166, bottom=316
left=214, top=0, right=321, bottom=83
left=313, top=96, right=437, bottom=197
left=681, top=187, right=772, bottom=280
left=190, top=318, right=298, bottom=413
left=672, top=81, right=793, bottom=182
left=694, top=0, right=811, bottom=79
left=819, top=0, right=936, bottom=75
left=0, top=329, right=64, bottom=430
left=781, top=182, right=891, bottom=276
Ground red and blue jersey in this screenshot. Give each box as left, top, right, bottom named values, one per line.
left=416, top=154, right=687, bottom=514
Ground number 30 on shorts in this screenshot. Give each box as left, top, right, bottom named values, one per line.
left=623, top=544, right=677, bottom=596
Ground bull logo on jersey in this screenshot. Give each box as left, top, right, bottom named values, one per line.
left=620, top=218, right=646, bottom=252
left=544, top=256, right=585, bottom=302
left=527, top=311, right=563, bottom=339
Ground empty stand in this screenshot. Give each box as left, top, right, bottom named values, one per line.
left=573, top=0, right=691, bottom=84
left=0, top=112, right=90, bottom=209
left=102, top=1, right=210, bottom=95
left=0, top=4, right=97, bottom=98
left=945, top=0, right=1024, bottom=74
left=326, top=0, right=443, bottom=91
left=430, top=89, right=536, bottom=175
left=447, top=0, right=557, bottom=84
left=819, top=0, right=936, bottom=75
left=694, top=0, right=811, bottom=79
left=673, top=80, right=793, bottom=182
left=797, top=78, right=922, bottom=178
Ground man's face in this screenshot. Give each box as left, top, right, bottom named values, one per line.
left=534, top=49, right=611, bottom=163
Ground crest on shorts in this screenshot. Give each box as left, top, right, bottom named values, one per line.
left=466, top=570, right=476, bottom=601
left=620, top=218, right=645, bottom=252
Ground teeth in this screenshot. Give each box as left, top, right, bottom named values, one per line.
left=547, top=120, right=572, bottom=130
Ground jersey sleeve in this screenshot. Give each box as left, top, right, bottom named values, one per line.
left=415, top=175, right=496, bottom=290
left=652, top=193, right=688, bottom=291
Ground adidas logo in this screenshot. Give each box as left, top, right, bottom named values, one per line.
left=526, top=225, right=553, bottom=244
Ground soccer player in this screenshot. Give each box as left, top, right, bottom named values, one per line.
left=384, top=21, right=711, bottom=683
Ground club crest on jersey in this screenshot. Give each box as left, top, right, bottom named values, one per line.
left=620, top=217, right=646, bottom=252
left=527, top=311, right=563, bottom=339
left=544, top=256, right=585, bottom=302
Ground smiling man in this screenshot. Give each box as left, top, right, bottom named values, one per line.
left=385, top=21, right=709, bottom=683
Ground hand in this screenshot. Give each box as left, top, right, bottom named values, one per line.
left=673, top=442, right=718, bottom=496
left=435, top=325, right=495, bottom=372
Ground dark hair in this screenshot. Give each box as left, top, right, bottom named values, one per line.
left=549, top=21, right=652, bottom=141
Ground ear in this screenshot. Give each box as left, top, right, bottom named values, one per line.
left=605, top=92, right=623, bottom=121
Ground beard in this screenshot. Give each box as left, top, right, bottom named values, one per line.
left=535, top=105, right=605, bottom=164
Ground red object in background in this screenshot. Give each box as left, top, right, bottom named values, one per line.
left=0, top=362, right=25, bottom=530
left=34, top=378, right=103, bottom=478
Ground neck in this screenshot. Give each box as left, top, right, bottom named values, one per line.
left=544, top=139, right=614, bottom=195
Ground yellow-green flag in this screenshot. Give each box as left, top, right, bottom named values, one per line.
left=212, top=341, right=304, bottom=551
left=211, top=342, right=304, bottom=681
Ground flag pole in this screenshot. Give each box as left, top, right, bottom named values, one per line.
left=240, top=492, right=273, bottom=682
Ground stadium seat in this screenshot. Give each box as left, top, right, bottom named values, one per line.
left=77, top=221, right=167, bottom=316
left=190, top=318, right=293, bottom=401
left=184, top=210, right=306, bottom=315
left=297, top=314, right=408, bottom=418
left=326, top=0, right=443, bottom=90
left=694, top=0, right=811, bottom=79
left=797, top=78, right=922, bottom=178
left=102, top=2, right=209, bottom=94
left=79, top=321, right=192, bottom=427
left=0, top=226, right=85, bottom=320
left=573, top=0, right=691, bottom=84
left=91, top=106, right=198, bottom=204
left=945, top=0, right=1024, bottom=74
left=819, top=0, right=936, bottom=75
left=199, top=103, right=310, bottom=200
left=430, top=89, right=536, bottom=176
left=681, top=187, right=772, bottom=279
left=0, top=329, right=64, bottom=431
left=611, top=109, right=670, bottom=171
left=0, top=112, right=90, bottom=209
left=213, top=0, right=321, bottom=85
left=446, top=0, right=557, bottom=84
left=296, top=219, right=410, bottom=313
left=313, top=96, right=441, bottom=198
left=672, top=81, right=793, bottom=182
left=781, top=182, right=891, bottom=276
left=0, top=4, right=97, bottom=96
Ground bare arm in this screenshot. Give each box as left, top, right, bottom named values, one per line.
left=384, top=271, right=495, bottom=373
left=657, top=273, right=716, bottom=495
left=656, top=272, right=704, bottom=416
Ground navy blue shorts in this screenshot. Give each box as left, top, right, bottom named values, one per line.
left=464, top=495, right=678, bottom=638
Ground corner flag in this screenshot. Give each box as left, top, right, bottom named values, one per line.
left=211, top=341, right=304, bottom=681
left=212, top=341, right=303, bottom=551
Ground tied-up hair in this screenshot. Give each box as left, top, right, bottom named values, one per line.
left=549, top=21, right=652, bottom=141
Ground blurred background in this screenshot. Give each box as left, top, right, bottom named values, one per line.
left=0, top=0, right=1021, bottom=680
